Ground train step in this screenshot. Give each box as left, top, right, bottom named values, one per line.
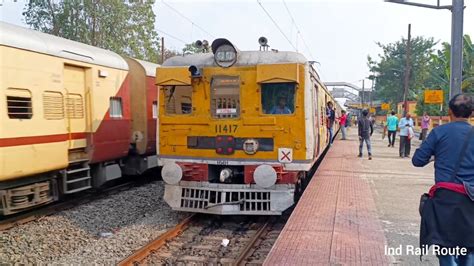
left=61, top=161, right=92, bottom=194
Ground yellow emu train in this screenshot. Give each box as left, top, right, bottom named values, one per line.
left=157, top=38, right=341, bottom=215
left=0, top=22, right=159, bottom=215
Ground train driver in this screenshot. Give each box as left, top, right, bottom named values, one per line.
left=270, top=96, right=292, bottom=115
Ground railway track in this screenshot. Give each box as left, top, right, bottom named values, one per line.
left=119, top=210, right=291, bottom=266
left=0, top=178, right=151, bottom=231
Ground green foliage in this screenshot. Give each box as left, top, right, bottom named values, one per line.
left=182, top=43, right=207, bottom=54
left=368, top=36, right=437, bottom=112
left=369, top=34, right=474, bottom=116
left=23, top=0, right=160, bottom=62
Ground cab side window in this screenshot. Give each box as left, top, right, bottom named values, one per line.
left=261, top=83, right=296, bottom=115
left=164, top=85, right=192, bottom=115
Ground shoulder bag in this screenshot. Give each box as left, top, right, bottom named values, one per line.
left=419, top=125, right=474, bottom=215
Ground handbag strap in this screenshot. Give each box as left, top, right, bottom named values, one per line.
left=451, top=126, right=474, bottom=181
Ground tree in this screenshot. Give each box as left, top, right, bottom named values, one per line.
left=23, top=0, right=161, bottom=62
left=368, top=36, right=437, bottom=114
left=182, top=42, right=207, bottom=54
left=415, top=34, right=474, bottom=116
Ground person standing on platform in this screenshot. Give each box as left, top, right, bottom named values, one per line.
left=337, top=110, right=348, bottom=140
left=326, top=102, right=335, bottom=144
left=386, top=111, right=399, bottom=147
left=399, top=113, right=414, bottom=158
left=412, top=93, right=474, bottom=266
left=421, top=112, right=431, bottom=141
left=358, top=109, right=373, bottom=160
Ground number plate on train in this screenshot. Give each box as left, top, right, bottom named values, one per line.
left=215, top=124, right=238, bottom=133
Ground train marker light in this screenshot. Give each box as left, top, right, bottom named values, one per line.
left=161, top=163, right=183, bottom=185
left=243, top=139, right=259, bottom=155
left=254, top=165, right=277, bottom=188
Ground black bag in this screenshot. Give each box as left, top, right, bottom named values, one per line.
left=419, top=126, right=474, bottom=216
left=419, top=193, right=430, bottom=216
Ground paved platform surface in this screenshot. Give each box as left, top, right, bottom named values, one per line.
left=265, top=127, right=438, bottom=265
left=265, top=129, right=390, bottom=265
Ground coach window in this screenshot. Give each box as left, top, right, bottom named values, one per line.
left=261, top=83, right=296, bottom=115
left=152, top=101, right=158, bottom=119
left=164, top=85, right=192, bottom=115
left=66, top=93, right=84, bottom=119
left=109, top=97, right=123, bottom=118
left=211, top=76, right=240, bottom=119
left=6, top=88, right=33, bottom=119
left=43, top=91, right=64, bottom=120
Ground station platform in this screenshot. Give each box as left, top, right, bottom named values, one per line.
left=265, top=129, right=392, bottom=265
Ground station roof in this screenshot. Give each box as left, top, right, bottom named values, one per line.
left=163, top=50, right=308, bottom=67
left=0, top=22, right=128, bottom=70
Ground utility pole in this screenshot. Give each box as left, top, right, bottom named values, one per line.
left=450, top=0, right=464, bottom=98
left=370, top=77, right=374, bottom=109
left=403, top=24, right=411, bottom=115
left=385, top=0, right=465, bottom=100
left=361, top=79, right=365, bottom=109
left=161, top=37, right=165, bottom=64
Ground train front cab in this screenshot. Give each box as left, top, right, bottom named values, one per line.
left=156, top=42, right=327, bottom=215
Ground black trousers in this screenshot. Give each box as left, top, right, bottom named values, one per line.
left=388, top=130, right=396, bottom=146
left=399, top=136, right=411, bottom=157
left=421, top=128, right=428, bottom=141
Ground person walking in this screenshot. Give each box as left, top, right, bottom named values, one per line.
left=421, top=112, right=431, bottom=141
left=337, top=110, right=348, bottom=140
left=412, top=93, right=474, bottom=266
left=399, top=113, right=414, bottom=158
left=386, top=111, right=398, bottom=147
left=358, top=109, right=373, bottom=160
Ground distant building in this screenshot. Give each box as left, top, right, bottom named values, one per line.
left=397, top=101, right=417, bottom=115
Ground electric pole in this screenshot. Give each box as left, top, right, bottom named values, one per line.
left=403, top=24, right=411, bottom=115
left=385, top=0, right=465, bottom=100
left=450, top=0, right=464, bottom=98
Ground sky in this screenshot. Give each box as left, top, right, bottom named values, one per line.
left=1, top=0, right=473, bottom=90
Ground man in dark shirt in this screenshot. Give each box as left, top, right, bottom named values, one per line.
left=412, top=93, right=474, bottom=265
left=326, top=101, right=336, bottom=144
left=358, top=109, right=373, bottom=160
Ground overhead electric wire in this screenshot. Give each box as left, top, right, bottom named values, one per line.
left=282, top=0, right=315, bottom=60
left=156, top=28, right=187, bottom=44
left=161, top=0, right=216, bottom=39
left=256, top=0, right=297, bottom=51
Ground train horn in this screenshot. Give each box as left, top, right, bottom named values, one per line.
left=258, top=36, right=268, bottom=46
left=194, top=40, right=203, bottom=49
left=259, top=36, right=269, bottom=51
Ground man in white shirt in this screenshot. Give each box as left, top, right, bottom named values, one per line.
left=398, top=113, right=414, bottom=158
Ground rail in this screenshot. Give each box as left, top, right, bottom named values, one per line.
left=118, top=214, right=196, bottom=266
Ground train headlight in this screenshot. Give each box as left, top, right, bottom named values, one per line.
left=161, top=163, right=183, bottom=185
left=214, top=45, right=237, bottom=67
left=243, top=139, right=259, bottom=155
left=211, top=38, right=238, bottom=68
left=254, top=165, right=277, bottom=188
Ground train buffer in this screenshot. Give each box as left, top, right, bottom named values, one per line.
left=264, top=128, right=435, bottom=265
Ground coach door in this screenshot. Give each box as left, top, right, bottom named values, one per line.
left=63, top=65, right=87, bottom=150
left=314, top=83, right=320, bottom=156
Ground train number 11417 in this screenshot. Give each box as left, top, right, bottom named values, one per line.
left=215, top=124, right=238, bottom=134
